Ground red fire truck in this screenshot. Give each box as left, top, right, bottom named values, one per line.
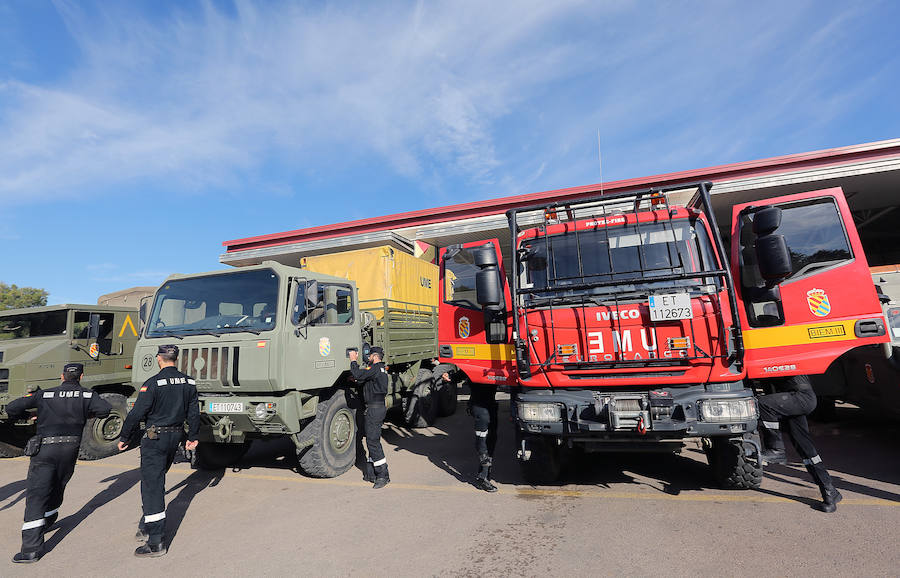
left=438, top=182, right=889, bottom=488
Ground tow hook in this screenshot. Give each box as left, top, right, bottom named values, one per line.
left=636, top=415, right=647, bottom=435
left=216, top=417, right=234, bottom=443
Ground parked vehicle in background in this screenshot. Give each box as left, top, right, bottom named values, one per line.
left=0, top=304, right=142, bottom=459
left=440, top=182, right=888, bottom=488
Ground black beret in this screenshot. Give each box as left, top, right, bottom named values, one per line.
left=368, top=346, right=384, bottom=358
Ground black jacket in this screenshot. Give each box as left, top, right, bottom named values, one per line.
left=6, top=380, right=112, bottom=438
left=120, top=366, right=200, bottom=442
left=350, top=361, right=389, bottom=405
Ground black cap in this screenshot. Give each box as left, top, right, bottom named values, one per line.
left=368, top=346, right=384, bottom=358
left=63, top=362, right=84, bottom=374
left=157, top=345, right=179, bottom=357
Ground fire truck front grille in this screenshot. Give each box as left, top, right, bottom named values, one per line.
left=179, top=346, right=241, bottom=387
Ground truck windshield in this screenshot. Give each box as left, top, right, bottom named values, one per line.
left=0, top=310, right=68, bottom=340
left=146, top=269, right=279, bottom=337
left=520, top=219, right=719, bottom=302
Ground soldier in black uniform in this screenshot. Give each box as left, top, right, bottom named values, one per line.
left=118, top=345, right=200, bottom=557
left=757, top=374, right=842, bottom=512
left=349, top=346, right=390, bottom=489
left=468, top=381, right=499, bottom=492
left=6, top=363, right=112, bottom=563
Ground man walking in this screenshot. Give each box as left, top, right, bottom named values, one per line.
left=118, top=345, right=200, bottom=557
left=7, top=363, right=112, bottom=563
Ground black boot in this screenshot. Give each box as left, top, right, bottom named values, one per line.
left=474, top=456, right=498, bottom=493
left=135, top=528, right=149, bottom=542
left=761, top=448, right=787, bottom=465
left=363, top=462, right=375, bottom=483
left=373, top=464, right=390, bottom=489
left=806, top=460, right=842, bottom=513
left=134, top=542, right=167, bottom=557
left=12, top=550, right=42, bottom=564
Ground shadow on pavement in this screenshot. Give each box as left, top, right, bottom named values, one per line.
left=0, top=479, right=27, bottom=511
left=43, top=468, right=141, bottom=554
left=232, top=437, right=301, bottom=472
left=164, top=468, right=225, bottom=550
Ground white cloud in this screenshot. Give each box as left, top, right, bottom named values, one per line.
left=0, top=0, right=892, bottom=206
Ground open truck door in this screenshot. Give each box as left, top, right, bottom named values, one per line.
left=438, top=240, right=516, bottom=386
left=731, top=186, right=888, bottom=379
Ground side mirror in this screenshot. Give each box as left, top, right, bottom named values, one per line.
left=88, top=313, right=101, bottom=340
left=752, top=206, right=782, bottom=235
left=476, top=269, right=502, bottom=306
left=755, top=234, right=792, bottom=282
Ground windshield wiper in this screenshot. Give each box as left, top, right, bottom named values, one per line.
left=179, top=329, right=221, bottom=338
left=157, top=332, right=183, bottom=340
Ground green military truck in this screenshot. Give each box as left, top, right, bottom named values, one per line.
left=132, top=261, right=452, bottom=477
left=0, top=304, right=142, bottom=459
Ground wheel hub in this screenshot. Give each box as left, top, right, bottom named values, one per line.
left=95, top=412, right=124, bottom=441
left=330, top=409, right=353, bottom=452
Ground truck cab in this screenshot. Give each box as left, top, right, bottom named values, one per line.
left=441, top=182, right=888, bottom=487
left=0, top=304, right=141, bottom=459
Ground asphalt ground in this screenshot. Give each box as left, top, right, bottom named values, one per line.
left=0, top=395, right=898, bottom=577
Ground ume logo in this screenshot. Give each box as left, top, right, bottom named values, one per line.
left=596, top=310, right=641, bottom=321
left=420, top=277, right=432, bottom=288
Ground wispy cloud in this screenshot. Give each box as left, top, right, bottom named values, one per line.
left=0, top=0, right=894, bottom=207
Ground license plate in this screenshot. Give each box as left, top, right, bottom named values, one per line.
left=648, top=293, right=693, bottom=321
left=207, top=402, right=244, bottom=413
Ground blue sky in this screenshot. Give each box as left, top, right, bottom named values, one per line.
left=1, top=0, right=898, bottom=305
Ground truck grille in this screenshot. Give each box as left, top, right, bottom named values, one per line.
left=178, top=346, right=241, bottom=387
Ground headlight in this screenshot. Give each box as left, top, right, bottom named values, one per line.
left=700, top=398, right=757, bottom=423
left=254, top=403, right=270, bottom=419
left=519, top=402, right=562, bottom=422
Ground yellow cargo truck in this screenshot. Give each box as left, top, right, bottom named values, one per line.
left=301, top=246, right=458, bottom=419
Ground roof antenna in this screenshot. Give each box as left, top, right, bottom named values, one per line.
left=597, top=129, right=604, bottom=196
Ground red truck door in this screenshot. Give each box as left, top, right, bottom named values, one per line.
left=731, top=187, right=888, bottom=378
left=438, top=240, right=516, bottom=386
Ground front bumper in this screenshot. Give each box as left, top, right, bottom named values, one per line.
left=197, top=392, right=307, bottom=442
left=513, top=383, right=758, bottom=440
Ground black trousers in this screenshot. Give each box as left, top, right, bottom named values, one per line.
left=21, top=442, right=79, bottom=553
left=138, top=432, right=181, bottom=545
left=472, top=401, right=498, bottom=478
left=363, top=403, right=387, bottom=472
left=758, top=385, right=835, bottom=494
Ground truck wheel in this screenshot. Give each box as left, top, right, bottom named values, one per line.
left=79, top=392, right=128, bottom=460
left=435, top=372, right=459, bottom=417
left=194, top=441, right=251, bottom=470
left=707, top=437, right=762, bottom=490
left=519, top=436, right=561, bottom=484
left=297, top=390, right=356, bottom=478
left=404, top=369, right=437, bottom=428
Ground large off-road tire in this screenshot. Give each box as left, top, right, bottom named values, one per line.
left=404, top=369, right=438, bottom=428
left=194, top=441, right=251, bottom=470
left=79, top=392, right=128, bottom=460
left=297, top=390, right=356, bottom=478
left=707, top=437, right=762, bottom=490
left=519, top=435, right=561, bottom=485
left=433, top=364, right=458, bottom=417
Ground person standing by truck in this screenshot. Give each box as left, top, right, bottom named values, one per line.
left=118, top=345, right=200, bottom=557
left=757, top=374, right=842, bottom=513
left=7, top=363, right=112, bottom=563
left=469, top=380, right=499, bottom=493
left=349, top=346, right=390, bottom=489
